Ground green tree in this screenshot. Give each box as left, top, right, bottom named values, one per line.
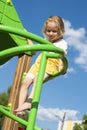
left=73, top=123, right=82, bottom=130
left=81, top=115, right=87, bottom=130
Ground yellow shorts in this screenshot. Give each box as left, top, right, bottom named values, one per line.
left=28, top=53, right=63, bottom=77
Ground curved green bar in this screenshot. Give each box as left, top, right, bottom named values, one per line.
left=0, top=44, right=65, bottom=58
left=0, top=25, right=52, bottom=45
left=0, top=44, right=68, bottom=74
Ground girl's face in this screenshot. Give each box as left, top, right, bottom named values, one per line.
left=45, top=21, right=59, bottom=43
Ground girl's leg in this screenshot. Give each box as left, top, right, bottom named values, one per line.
left=18, top=73, right=50, bottom=111
left=15, top=76, right=33, bottom=112
left=16, top=77, right=37, bottom=112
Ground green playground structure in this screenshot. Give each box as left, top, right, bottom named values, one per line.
left=0, top=0, right=68, bottom=130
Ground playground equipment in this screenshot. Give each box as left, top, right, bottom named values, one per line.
left=0, top=0, right=68, bottom=130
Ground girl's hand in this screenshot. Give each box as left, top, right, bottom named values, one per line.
left=27, top=39, right=33, bottom=45
left=58, top=59, right=63, bottom=72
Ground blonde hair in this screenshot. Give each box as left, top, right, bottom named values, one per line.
left=43, top=16, right=65, bottom=38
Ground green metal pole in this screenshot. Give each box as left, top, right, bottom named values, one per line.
left=26, top=52, right=48, bottom=130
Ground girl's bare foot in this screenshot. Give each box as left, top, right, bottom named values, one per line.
left=17, top=102, right=32, bottom=111
left=15, top=98, right=32, bottom=112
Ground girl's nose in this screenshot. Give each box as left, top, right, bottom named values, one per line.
left=49, top=31, right=53, bottom=35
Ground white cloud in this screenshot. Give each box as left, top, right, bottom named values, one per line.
left=67, top=68, right=76, bottom=73
left=64, top=19, right=87, bottom=72
left=37, top=105, right=79, bottom=122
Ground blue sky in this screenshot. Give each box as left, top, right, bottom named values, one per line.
left=0, top=0, right=87, bottom=129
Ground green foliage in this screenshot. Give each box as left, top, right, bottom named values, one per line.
left=73, top=114, right=87, bottom=130
left=73, top=123, right=82, bottom=130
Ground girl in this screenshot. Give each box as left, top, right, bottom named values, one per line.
left=15, top=16, right=68, bottom=116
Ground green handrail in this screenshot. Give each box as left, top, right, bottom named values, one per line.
left=0, top=44, right=65, bottom=59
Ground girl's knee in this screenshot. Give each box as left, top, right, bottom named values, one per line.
left=22, top=77, right=33, bottom=88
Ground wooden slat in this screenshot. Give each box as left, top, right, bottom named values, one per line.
left=3, top=54, right=32, bottom=130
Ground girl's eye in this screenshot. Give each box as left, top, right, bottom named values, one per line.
left=53, top=30, right=57, bottom=33
left=46, top=30, right=57, bottom=33
left=46, top=30, right=51, bottom=32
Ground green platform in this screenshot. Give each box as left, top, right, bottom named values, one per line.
left=0, top=0, right=30, bottom=65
